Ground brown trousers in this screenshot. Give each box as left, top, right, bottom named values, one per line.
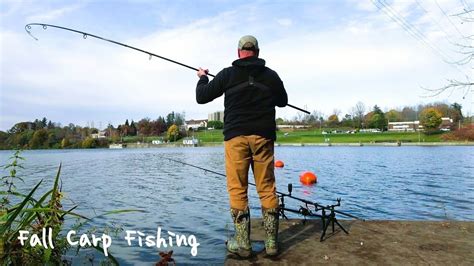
left=225, top=135, right=278, bottom=210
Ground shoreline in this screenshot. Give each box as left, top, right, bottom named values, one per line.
left=1, top=141, right=473, bottom=151
left=125, top=141, right=474, bottom=148
left=275, top=141, right=474, bottom=147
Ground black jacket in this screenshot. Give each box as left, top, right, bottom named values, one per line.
left=196, top=56, right=288, bottom=141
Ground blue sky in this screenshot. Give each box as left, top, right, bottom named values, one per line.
left=1, top=0, right=472, bottom=130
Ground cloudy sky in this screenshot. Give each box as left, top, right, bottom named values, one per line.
left=1, top=0, right=472, bottom=130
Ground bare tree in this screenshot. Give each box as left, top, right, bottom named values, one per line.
left=424, top=9, right=473, bottom=98
left=352, top=101, right=366, bottom=128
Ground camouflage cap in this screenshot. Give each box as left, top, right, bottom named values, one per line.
left=238, top=35, right=259, bottom=50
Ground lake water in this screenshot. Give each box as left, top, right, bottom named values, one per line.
left=1, top=146, right=473, bottom=264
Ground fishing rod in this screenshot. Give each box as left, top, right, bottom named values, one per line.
left=161, top=156, right=364, bottom=241
left=25, top=23, right=310, bottom=115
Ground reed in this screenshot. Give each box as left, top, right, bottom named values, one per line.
left=0, top=151, right=128, bottom=265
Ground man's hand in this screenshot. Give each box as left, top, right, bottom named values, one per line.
left=197, top=67, right=209, bottom=78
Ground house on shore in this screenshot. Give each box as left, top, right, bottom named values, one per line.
left=91, top=131, right=107, bottom=139
left=184, top=119, right=208, bottom=131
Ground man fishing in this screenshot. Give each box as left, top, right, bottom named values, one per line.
left=195, top=35, right=288, bottom=258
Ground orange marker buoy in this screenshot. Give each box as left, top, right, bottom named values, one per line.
left=275, top=160, right=284, bottom=168
left=300, top=171, right=317, bottom=185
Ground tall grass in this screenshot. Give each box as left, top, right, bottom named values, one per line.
left=0, top=151, right=135, bottom=265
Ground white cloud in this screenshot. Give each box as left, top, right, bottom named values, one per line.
left=348, top=0, right=377, bottom=12
left=25, top=4, right=82, bottom=22
left=277, top=18, right=292, bottom=27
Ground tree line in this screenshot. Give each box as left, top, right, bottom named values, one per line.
left=0, top=101, right=470, bottom=150
left=278, top=101, right=465, bottom=131
left=0, top=111, right=186, bottom=150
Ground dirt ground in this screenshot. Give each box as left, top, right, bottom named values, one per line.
left=225, top=219, right=474, bottom=265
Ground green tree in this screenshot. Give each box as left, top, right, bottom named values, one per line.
left=368, top=105, right=387, bottom=130
left=385, top=109, right=401, bottom=122
left=166, top=111, right=185, bottom=127
left=29, top=129, right=48, bottom=149
left=166, top=112, right=175, bottom=128
left=207, top=120, right=223, bottom=129
left=41, top=117, right=47, bottom=128
left=175, top=113, right=185, bottom=126
left=450, top=103, right=463, bottom=123
left=47, top=132, right=57, bottom=148
left=81, top=137, right=97, bottom=148
left=129, top=120, right=137, bottom=136
left=0, top=131, right=9, bottom=149
left=370, top=113, right=386, bottom=130
left=10, top=131, right=32, bottom=148
left=61, top=138, right=70, bottom=148
left=340, top=114, right=353, bottom=127
left=167, top=124, right=179, bottom=142
left=327, top=114, right=339, bottom=127
left=420, top=108, right=442, bottom=131
left=9, top=122, right=33, bottom=134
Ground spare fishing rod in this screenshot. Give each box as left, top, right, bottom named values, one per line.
left=161, top=156, right=364, bottom=241
left=161, top=156, right=363, bottom=221
left=25, top=23, right=310, bottom=115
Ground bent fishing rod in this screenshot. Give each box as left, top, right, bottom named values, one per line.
left=25, top=23, right=310, bottom=115
left=161, top=156, right=363, bottom=221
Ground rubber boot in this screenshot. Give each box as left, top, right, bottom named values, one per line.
left=226, top=207, right=252, bottom=258
left=262, top=207, right=279, bottom=256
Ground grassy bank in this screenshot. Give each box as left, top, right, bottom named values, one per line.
left=90, top=128, right=461, bottom=147
left=276, top=130, right=443, bottom=143
left=192, top=129, right=446, bottom=144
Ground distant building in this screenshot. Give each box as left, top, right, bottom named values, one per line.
left=277, top=124, right=310, bottom=129
left=91, top=131, right=107, bottom=139
left=184, top=119, right=208, bottom=130
left=388, top=121, right=421, bottom=132
left=440, top=117, right=453, bottom=129
left=388, top=117, right=452, bottom=132
left=208, top=111, right=224, bottom=123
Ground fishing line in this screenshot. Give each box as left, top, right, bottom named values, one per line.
left=25, top=23, right=310, bottom=115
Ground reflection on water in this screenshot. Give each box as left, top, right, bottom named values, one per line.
left=1, top=146, right=473, bottom=264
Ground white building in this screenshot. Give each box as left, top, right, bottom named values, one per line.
left=277, top=124, right=310, bottom=129
left=388, top=117, right=452, bottom=132
left=388, top=121, right=421, bottom=132
left=184, top=119, right=208, bottom=130
left=91, top=131, right=107, bottom=139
